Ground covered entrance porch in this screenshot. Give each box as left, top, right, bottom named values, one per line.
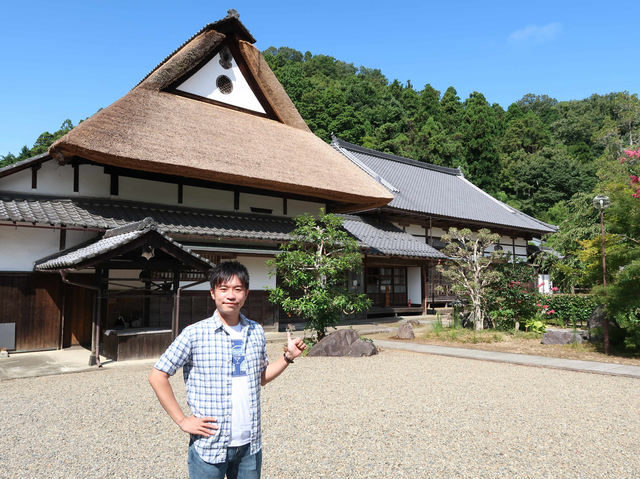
left=34, top=218, right=213, bottom=364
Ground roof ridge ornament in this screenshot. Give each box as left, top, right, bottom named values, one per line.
left=103, top=217, right=157, bottom=238
left=224, top=9, right=240, bottom=20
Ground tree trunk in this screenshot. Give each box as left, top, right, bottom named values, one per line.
left=474, top=301, right=483, bottom=331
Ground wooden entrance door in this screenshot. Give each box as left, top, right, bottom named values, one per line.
left=0, top=274, right=62, bottom=351
left=366, top=267, right=408, bottom=306
left=63, top=278, right=95, bottom=348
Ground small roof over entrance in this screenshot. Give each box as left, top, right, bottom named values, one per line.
left=34, top=217, right=213, bottom=273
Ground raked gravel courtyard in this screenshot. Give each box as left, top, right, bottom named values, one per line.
left=1, top=342, right=639, bottom=478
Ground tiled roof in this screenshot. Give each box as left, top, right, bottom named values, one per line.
left=342, top=216, right=446, bottom=259
left=0, top=196, right=295, bottom=241
left=34, top=217, right=214, bottom=271
left=332, top=137, right=557, bottom=235
left=0, top=153, right=50, bottom=179
left=2, top=195, right=442, bottom=259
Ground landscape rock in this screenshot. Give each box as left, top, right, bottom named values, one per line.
left=541, top=330, right=584, bottom=345
left=397, top=323, right=415, bottom=339
left=402, top=319, right=421, bottom=327
left=307, top=329, right=378, bottom=357
left=587, top=305, right=621, bottom=341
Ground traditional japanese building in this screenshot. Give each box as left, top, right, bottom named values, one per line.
left=332, top=136, right=557, bottom=306
left=0, top=11, right=440, bottom=357
left=0, top=12, right=556, bottom=358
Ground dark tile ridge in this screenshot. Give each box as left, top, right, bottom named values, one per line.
left=331, top=136, right=463, bottom=176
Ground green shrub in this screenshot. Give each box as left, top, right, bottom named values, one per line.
left=489, top=308, right=516, bottom=330
left=543, top=294, right=597, bottom=327
left=524, top=318, right=546, bottom=333
left=614, top=308, right=640, bottom=350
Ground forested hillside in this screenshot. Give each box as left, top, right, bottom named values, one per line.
left=3, top=46, right=639, bottom=227
left=263, top=46, right=639, bottom=224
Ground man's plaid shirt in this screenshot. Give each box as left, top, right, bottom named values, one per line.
left=154, top=311, right=269, bottom=464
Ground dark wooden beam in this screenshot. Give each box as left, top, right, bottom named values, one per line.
left=73, top=163, right=79, bottom=192
left=101, top=164, right=329, bottom=205
left=59, top=229, right=67, bottom=251
left=110, top=173, right=119, bottom=196
left=31, top=164, right=41, bottom=189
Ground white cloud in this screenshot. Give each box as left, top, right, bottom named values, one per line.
left=508, top=23, right=562, bottom=44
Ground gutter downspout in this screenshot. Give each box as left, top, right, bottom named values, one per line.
left=173, top=279, right=210, bottom=340
left=60, top=271, right=102, bottom=367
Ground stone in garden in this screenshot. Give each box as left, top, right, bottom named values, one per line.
left=403, top=319, right=420, bottom=327
left=586, top=306, right=621, bottom=341
left=462, top=312, right=477, bottom=329
left=307, top=329, right=378, bottom=357
left=397, top=323, right=415, bottom=339
left=541, top=330, right=584, bottom=345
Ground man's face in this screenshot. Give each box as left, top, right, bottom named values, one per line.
left=210, top=275, right=248, bottom=317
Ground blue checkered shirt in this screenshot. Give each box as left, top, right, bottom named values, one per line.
left=154, top=311, right=268, bottom=464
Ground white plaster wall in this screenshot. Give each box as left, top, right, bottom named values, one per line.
left=66, top=229, right=100, bottom=248
left=407, top=267, right=422, bottom=305
left=78, top=164, right=110, bottom=197
left=0, top=225, right=61, bottom=271
left=287, top=199, right=325, bottom=217
left=37, top=161, right=74, bottom=195
left=236, top=255, right=275, bottom=290
left=0, top=160, right=74, bottom=196
left=184, top=255, right=276, bottom=292
left=538, top=274, right=552, bottom=294
left=515, top=238, right=528, bottom=246
left=183, top=186, right=234, bottom=210
left=0, top=168, right=32, bottom=193
left=176, top=51, right=266, bottom=114
left=430, top=227, right=447, bottom=237
left=405, top=224, right=426, bottom=236
left=117, top=177, right=179, bottom=205
left=239, top=193, right=283, bottom=215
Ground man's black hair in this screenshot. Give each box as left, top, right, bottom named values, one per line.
left=209, top=261, right=250, bottom=290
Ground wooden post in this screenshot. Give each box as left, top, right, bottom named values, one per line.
left=59, top=278, right=66, bottom=350
left=143, top=281, right=151, bottom=327
left=171, top=269, right=180, bottom=339
left=89, top=268, right=103, bottom=366
left=422, top=263, right=428, bottom=315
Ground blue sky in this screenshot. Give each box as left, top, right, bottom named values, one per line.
left=1, top=0, right=638, bottom=157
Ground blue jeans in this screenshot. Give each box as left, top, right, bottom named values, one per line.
left=188, top=442, right=262, bottom=479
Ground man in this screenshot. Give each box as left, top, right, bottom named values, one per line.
left=149, top=261, right=306, bottom=478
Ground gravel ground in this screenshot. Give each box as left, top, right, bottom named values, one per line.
left=1, top=343, right=640, bottom=478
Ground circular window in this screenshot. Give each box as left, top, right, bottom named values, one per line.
left=216, top=75, right=233, bottom=95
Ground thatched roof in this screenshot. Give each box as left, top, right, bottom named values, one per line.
left=49, top=13, right=393, bottom=212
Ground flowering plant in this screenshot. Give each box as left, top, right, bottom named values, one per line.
left=619, top=148, right=640, bottom=198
